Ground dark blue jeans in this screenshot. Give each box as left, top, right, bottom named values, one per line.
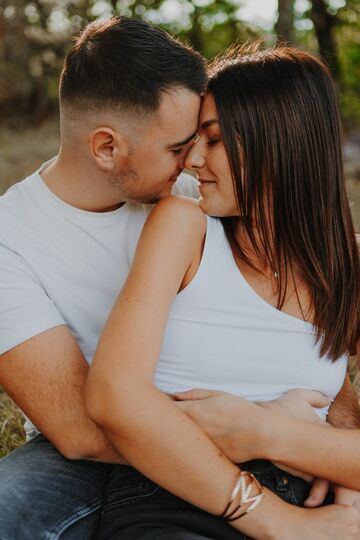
left=0, top=436, right=333, bottom=540
left=0, top=435, right=112, bottom=540
left=97, top=460, right=334, bottom=540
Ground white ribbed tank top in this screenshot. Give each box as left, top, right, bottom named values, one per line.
left=154, top=216, right=348, bottom=420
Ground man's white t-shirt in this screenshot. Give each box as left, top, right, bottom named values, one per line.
left=0, top=159, right=198, bottom=436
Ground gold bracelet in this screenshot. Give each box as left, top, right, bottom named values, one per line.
left=220, top=471, right=264, bottom=522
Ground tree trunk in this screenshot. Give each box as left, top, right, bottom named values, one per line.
left=310, top=0, right=340, bottom=81
left=188, top=7, right=203, bottom=55
left=275, top=0, right=295, bottom=44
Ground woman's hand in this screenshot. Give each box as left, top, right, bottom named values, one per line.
left=258, top=388, right=330, bottom=423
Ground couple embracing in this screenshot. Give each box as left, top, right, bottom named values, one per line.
left=0, top=16, right=359, bottom=540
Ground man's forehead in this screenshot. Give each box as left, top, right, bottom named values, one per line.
left=154, top=89, right=201, bottom=142
left=160, top=88, right=199, bottom=117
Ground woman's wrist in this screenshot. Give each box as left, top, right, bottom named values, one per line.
left=229, top=486, right=300, bottom=540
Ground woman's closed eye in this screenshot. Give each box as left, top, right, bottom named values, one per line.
left=207, top=138, right=221, bottom=147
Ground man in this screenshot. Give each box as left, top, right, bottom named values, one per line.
left=0, top=16, right=207, bottom=539
left=0, top=14, right=359, bottom=540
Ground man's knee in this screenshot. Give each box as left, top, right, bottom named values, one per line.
left=0, top=436, right=111, bottom=540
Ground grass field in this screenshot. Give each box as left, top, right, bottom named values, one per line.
left=0, top=388, right=26, bottom=458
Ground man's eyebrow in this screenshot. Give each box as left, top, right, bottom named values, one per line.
left=167, top=131, right=197, bottom=148
left=201, top=119, right=219, bottom=129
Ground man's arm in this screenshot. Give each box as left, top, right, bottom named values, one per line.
left=177, top=386, right=360, bottom=489
left=0, top=325, right=126, bottom=463
left=177, top=382, right=360, bottom=493
left=327, top=374, right=360, bottom=429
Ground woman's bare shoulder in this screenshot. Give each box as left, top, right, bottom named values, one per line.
left=147, top=195, right=207, bottom=234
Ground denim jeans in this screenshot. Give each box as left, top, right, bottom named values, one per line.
left=97, top=460, right=334, bottom=540
left=0, top=436, right=333, bottom=540
left=0, top=435, right=113, bottom=540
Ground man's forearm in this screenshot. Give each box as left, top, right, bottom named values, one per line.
left=23, top=395, right=127, bottom=464
left=62, top=418, right=128, bottom=464
left=0, top=326, right=128, bottom=465
left=177, top=387, right=360, bottom=488
left=258, top=410, right=360, bottom=490
left=257, top=377, right=360, bottom=486
left=327, top=374, right=360, bottom=429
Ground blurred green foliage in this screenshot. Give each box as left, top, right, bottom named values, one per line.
left=0, top=1, right=359, bottom=126
left=338, top=32, right=360, bottom=127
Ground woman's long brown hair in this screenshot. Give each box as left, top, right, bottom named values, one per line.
left=209, top=45, right=359, bottom=360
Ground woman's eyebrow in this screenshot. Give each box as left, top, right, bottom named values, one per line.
left=201, top=119, right=219, bottom=129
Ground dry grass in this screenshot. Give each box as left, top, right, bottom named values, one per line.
left=0, top=388, right=25, bottom=458
left=0, top=121, right=60, bottom=195
left=349, top=356, right=360, bottom=396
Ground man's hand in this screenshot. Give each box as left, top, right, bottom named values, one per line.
left=175, top=388, right=266, bottom=462
left=176, top=388, right=337, bottom=508
left=257, top=389, right=331, bottom=484
left=175, top=387, right=330, bottom=462
left=258, top=389, right=330, bottom=424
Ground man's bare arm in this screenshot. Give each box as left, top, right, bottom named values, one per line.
left=0, top=325, right=126, bottom=463
left=176, top=339, right=360, bottom=489
left=176, top=386, right=360, bottom=489
left=327, top=374, right=360, bottom=429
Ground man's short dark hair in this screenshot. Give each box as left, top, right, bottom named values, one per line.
left=60, top=16, right=208, bottom=112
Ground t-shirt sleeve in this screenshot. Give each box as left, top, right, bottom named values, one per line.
left=173, top=172, right=200, bottom=199
left=0, top=240, right=66, bottom=355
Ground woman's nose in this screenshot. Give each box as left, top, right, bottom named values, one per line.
left=184, top=139, right=206, bottom=170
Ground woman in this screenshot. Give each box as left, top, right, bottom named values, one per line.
left=86, top=46, right=360, bottom=539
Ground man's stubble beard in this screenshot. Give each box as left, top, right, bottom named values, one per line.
left=107, top=162, right=162, bottom=205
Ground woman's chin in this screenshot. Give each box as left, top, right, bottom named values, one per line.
left=199, top=198, right=213, bottom=215
left=199, top=198, right=227, bottom=217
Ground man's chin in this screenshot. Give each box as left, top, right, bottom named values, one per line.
left=126, top=195, right=161, bottom=205
left=135, top=192, right=173, bottom=205
left=144, top=196, right=161, bottom=204
left=125, top=186, right=173, bottom=205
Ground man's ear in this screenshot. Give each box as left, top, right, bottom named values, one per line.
left=88, top=127, right=129, bottom=172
